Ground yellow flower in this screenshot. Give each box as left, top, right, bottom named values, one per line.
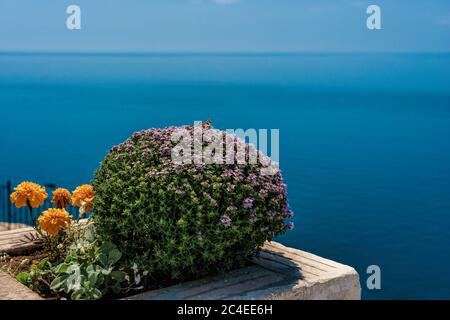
left=10, top=182, right=48, bottom=209
left=51, top=188, right=71, bottom=209
left=72, top=184, right=95, bottom=213
left=38, top=208, right=72, bottom=236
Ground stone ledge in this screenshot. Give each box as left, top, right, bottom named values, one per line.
left=127, top=242, right=361, bottom=300
left=0, top=226, right=361, bottom=300
left=0, top=271, right=44, bottom=300
left=0, top=226, right=42, bottom=255
left=0, top=220, right=87, bottom=255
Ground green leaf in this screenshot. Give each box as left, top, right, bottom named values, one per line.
left=38, top=258, right=49, bottom=270
left=87, top=266, right=99, bottom=284
left=50, top=275, right=69, bottom=291
left=101, top=267, right=112, bottom=276
left=67, top=263, right=81, bottom=275
left=110, top=271, right=125, bottom=282
left=99, top=253, right=109, bottom=267
left=54, top=263, right=68, bottom=274
left=108, top=249, right=122, bottom=264
left=67, top=273, right=84, bottom=292
left=16, top=272, right=31, bottom=284
left=83, top=224, right=97, bottom=242
left=86, top=264, right=95, bottom=273
left=71, top=288, right=86, bottom=300
left=97, top=274, right=105, bottom=286
left=91, top=288, right=103, bottom=300
left=100, top=242, right=115, bottom=254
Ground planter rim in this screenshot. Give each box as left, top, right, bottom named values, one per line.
left=0, top=226, right=361, bottom=301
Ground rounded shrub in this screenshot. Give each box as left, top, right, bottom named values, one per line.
left=93, top=122, right=293, bottom=287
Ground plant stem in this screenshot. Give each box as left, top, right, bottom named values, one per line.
left=27, top=201, right=44, bottom=238
left=27, top=203, right=36, bottom=227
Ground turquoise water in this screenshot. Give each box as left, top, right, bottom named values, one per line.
left=1, top=53, right=450, bottom=299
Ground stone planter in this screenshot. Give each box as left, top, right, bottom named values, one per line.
left=0, top=226, right=361, bottom=300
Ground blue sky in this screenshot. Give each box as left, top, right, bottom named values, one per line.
left=0, top=0, right=449, bottom=52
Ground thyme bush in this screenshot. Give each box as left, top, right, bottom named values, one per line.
left=93, top=122, right=293, bottom=287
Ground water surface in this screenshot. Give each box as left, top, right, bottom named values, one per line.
left=0, top=53, right=449, bottom=299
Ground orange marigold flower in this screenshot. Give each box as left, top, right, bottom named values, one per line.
left=51, top=188, right=72, bottom=209
left=38, top=208, right=72, bottom=236
left=10, top=182, right=48, bottom=209
left=72, top=184, right=95, bottom=213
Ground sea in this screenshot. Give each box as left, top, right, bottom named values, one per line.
left=0, top=52, right=449, bottom=299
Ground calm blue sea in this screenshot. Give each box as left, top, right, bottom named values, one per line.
left=0, top=53, right=449, bottom=299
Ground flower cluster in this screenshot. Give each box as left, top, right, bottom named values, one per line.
left=51, top=188, right=71, bottom=209
left=93, top=121, right=294, bottom=286
left=38, top=208, right=73, bottom=236
left=220, top=215, right=232, bottom=228
left=72, top=184, right=95, bottom=214
left=10, top=182, right=95, bottom=237
left=10, top=182, right=48, bottom=209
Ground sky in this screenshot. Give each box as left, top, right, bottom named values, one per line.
left=0, top=0, right=449, bottom=52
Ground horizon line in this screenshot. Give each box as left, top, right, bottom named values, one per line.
left=1, top=50, right=450, bottom=57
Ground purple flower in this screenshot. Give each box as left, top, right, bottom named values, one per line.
left=220, top=215, right=232, bottom=228
left=223, top=170, right=234, bottom=178
left=288, top=222, right=295, bottom=231
left=266, top=211, right=275, bottom=219
left=203, top=192, right=212, bottom=200
left=260, top=189, right=269, bottom=198
left=243, top=197, right=254, bottom=209
left=110, top=145, right=119, bottom=153
left=247, top=174, right=257, bottom=184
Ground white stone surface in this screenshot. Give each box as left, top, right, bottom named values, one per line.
left=128, top=241, right=361, bottom=300
left=0, top=271, right=43, bottom=300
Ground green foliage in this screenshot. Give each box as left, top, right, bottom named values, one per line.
left=16, top=258, right=54, bottom=297
left=93, top=124, right=293, bottom=287
left=17, top=224, right=130, bottom=300
left=50, top=230, right=128, bottom=300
